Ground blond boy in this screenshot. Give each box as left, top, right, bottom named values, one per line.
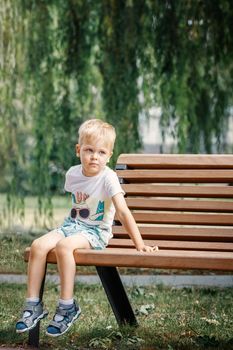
left=16, top=119, right=158, bottom=337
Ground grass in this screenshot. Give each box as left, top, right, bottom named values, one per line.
left=0, top=283, right=233, bottom=349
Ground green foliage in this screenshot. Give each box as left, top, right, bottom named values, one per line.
left=1, top=283, right=233, bottom=349
left=99, top=1, right=143, bottom=162
left=1, top=1, right=233, bottom=221
left=150, top=0, right=233, bottom=152
left=0, top=1, right=28, bottom=208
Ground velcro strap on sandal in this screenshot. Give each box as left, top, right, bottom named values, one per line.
left=23, top=302, right=44, bottom=313
left=55, top=307, right=69, bottom=317
left=49, top=320, right=67, bottom=333
left=23, top=304, right=36, bottom=312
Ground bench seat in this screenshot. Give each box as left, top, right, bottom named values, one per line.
left=25, top=246, right=233, bottom=270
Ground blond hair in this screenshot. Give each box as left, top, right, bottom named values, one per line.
left=78, top=119, right=116, bottom=150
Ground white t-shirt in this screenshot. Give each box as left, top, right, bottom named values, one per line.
left=64, top=164, right=124, bottom=233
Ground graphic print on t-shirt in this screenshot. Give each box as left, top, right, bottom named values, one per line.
left=71, top=192, right=105, bottom=224
left=65, top=164, right=124, bottom=232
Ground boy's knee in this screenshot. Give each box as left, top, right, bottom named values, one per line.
left=30, top=238, right=45, bottom=255
left=55, top=239, right=69, bottom=254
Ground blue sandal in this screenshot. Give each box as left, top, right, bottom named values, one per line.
left=16, top=301, right=48, bottom=333
left=46, top=301, right=81, bottom=337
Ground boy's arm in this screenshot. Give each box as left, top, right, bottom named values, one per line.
left=112, top=193, right=158, bottom=252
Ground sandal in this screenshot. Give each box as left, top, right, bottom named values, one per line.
left=46, top=300, right=81, bottom=337
left=16, top=301, right=48, bottom=333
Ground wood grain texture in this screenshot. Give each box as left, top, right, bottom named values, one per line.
left=117, top=154, right=233, bottom=169
left=24, top=247, right=233, bottom=270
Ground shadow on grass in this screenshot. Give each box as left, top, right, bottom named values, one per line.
left=0, top=326, right=28, bottom=349
left=1, top=324, right=233, bottom=350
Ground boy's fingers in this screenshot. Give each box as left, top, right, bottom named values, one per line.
left=139, top=245, right=159, bottom=252
left=144, top=246, right=159, bottom=252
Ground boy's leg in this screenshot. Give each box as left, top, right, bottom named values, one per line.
left=16, top=230, right=64, bottom=333
left=46, top=235, right=90, bottom=337
left=55, top=235, right=91, bottom=299
left=27, top=230, right=64, bottom=298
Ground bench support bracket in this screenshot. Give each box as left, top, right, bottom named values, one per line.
left=96, top=266, right=137, bottom=326
left=28, top=263, right=47, bottom=348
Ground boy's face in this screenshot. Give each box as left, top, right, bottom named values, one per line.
left=76, top=139, right=113, bottom=177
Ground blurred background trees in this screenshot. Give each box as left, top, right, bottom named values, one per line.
left=1, top=0, right=233, bottom=212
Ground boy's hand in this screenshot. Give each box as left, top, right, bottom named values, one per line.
left=138, top=245, right=159, bottom=253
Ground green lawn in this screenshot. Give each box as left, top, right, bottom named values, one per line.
left=0, top=283, right=233, bottom=350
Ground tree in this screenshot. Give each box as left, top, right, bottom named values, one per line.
left=0, top=0, right=232, bottom=223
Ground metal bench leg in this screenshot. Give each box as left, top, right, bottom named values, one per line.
left=28, top=263, right=47, bottom=348
left=96, top=266, right=137, bottom=326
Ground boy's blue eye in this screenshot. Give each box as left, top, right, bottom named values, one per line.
left=83, top=147, right=107, bottom=156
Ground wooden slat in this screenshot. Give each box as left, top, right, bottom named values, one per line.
left=125, top=198, right=233, bottom=212
left=122, top=184, right=233, bottom=198
left=71, top=248, right=233, bottom=270
left=24, top=247, right=233, bottom=270
left=117, top=169, right=233, bottom=183
left=115, top=212, right=233, bottom=225
left=112, top=226, right=233, bottom=241
left=117, top=154, right=233, bottom=169
left=108, top=238, right=233, bottom=251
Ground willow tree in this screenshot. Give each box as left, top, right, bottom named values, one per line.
left=98, top=1, right=143, bottom=160
left=1, top=0, right=233, bottom=225
left=149, top=0, right=233, bottom=152
left=0, top=1, right=27, bottom=225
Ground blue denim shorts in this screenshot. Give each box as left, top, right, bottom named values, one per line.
left=57, top=217, right=109, bottom=250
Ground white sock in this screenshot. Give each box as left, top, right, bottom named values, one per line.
left=26, top=297, right=40, bottom=304
left=59, top=298, right=74, bottom=307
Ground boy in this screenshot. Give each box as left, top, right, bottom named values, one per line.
left=16, top=119, right=158, bottom=337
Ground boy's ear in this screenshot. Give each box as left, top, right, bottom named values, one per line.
left=76, top=144, right=80, bottom=157
left=108, top=151, right=113, bottom=162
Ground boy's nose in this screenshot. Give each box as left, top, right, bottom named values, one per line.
left=92, top=152, right=98, bottom=159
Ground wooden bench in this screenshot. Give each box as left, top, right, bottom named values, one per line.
left=24, top=154, right=233, bottom=347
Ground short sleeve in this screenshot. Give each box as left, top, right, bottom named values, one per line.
left=105, top=170, right=125, bottom=198
left=64, top=166, right=78, bottom=192
left=64, top=170, right=72, bottom=192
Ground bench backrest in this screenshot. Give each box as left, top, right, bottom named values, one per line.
left=110, top=154, right=233, bottom=256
